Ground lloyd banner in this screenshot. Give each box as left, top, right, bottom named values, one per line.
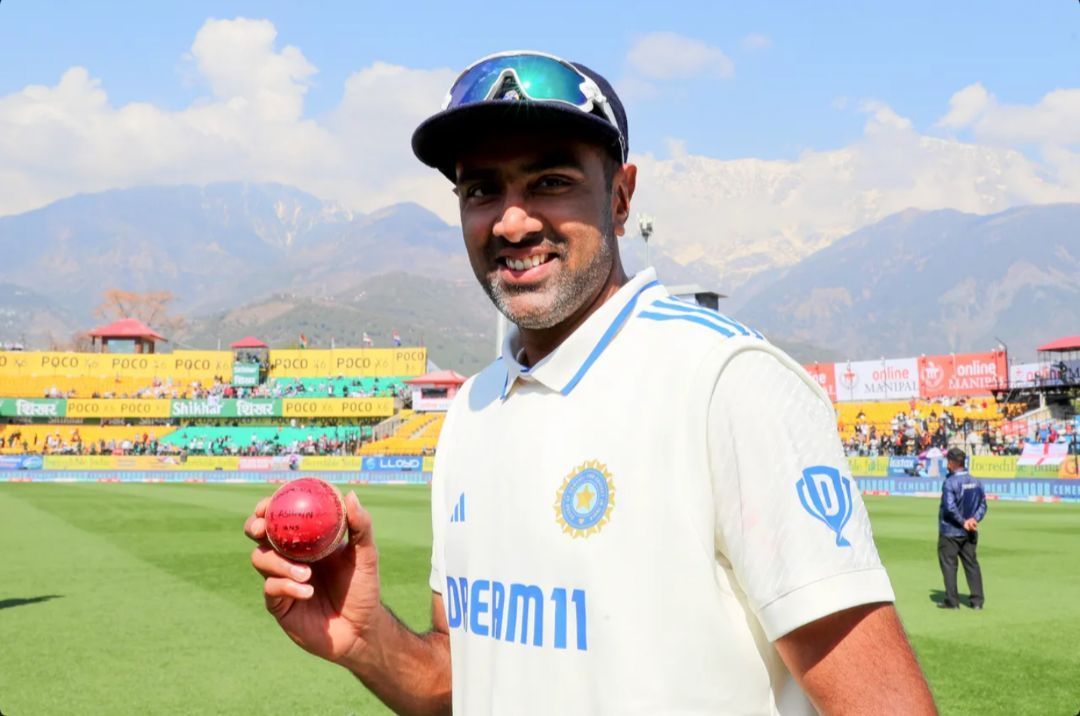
left=918, top=350, right=1008, bottom=398
left=803, top=363, right=837, bottom=402
left=834, top=358, right=919, bottom=402
left=362, top=456, right=423, bottom=472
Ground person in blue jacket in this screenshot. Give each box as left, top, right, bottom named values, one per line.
left=938, top=447, right=987, bottom=609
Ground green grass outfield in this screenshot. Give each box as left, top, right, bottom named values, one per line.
left=1, top=484, right=1078, bottom=715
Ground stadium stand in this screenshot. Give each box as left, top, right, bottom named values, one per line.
left=160, top=426, right=369, bottom=456
left=0, top=376, right=203, bottom=399
left=360, top=411, right=444, bottom=456
left=263, top=377, right=407, bottom=398
left=831, top=396, right=1041, bottom=457
left=0, top=424, right=178, bottom=454
left=0, top=344, right=433, bottom=461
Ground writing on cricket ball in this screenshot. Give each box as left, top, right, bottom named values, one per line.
left=265, top=477, right=348, bottom=562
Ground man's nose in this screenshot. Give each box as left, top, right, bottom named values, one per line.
left=493, top=205, right=543, bottom=243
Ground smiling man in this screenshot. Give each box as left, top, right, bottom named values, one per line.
left=245, top=51, right=936, bottom=714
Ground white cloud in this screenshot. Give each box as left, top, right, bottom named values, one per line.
left=741, top=33, right=772, bottom=51
left=0, top=18, right=460, bottom=224
left=189, top=17, right=315, bottom=121
left=938, top=82, right=1080, bottom=148
left=626, top=31, right=735, bottom=80
left=938, top=82, right=992, bottom=129
left=860, top=100, right=914, bottom=133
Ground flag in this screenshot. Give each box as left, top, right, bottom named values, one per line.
left=392, top=330, right=401, bottom=347
left=362, top=331, right=373, bottom=346
left=299, top=333, right=309, bottom=349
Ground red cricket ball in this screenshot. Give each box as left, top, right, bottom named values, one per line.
left=265, top=477, right=348, bottom=563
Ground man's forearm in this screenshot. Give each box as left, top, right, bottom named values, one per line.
left=337, top=604, right=452, bottom=716
left=777, top=603, right=936, bottom=714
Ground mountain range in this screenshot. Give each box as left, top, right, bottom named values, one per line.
left=736, top=203, right=1080, bottom=360
left=0, top=182, right=1075, bottom=367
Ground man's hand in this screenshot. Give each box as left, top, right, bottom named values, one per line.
left=244, top=491, right=382, bottom=666
left=244, top=492, right=452, bottom=715
left=964, top=518, right=978, bottom=532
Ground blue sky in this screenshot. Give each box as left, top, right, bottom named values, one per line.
left=0, top=1, right=1077, bottom=277
left=1, top=1, right=1076, bottom=160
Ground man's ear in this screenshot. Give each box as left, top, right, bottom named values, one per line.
left=611, top=163, right=637, bottom=237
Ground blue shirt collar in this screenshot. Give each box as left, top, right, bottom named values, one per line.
left=500, top=269, right=662, bottom=398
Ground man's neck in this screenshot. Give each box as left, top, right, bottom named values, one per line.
left=517, top=263, right=629, bottom=367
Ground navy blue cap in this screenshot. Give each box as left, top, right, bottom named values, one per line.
left=412, top=58, right=629, bottom=182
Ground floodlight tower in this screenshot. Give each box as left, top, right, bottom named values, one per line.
left=638, top=213, right=654, bottom=268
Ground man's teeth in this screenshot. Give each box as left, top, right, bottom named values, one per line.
left=507, top=255, right=547, bottom=271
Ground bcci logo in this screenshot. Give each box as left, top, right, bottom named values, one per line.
left=555, top=460, right=615, bottom=538
left=796, top=465, right=853, bottom=547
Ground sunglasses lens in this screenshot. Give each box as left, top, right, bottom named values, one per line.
left=447, top=55, right=589, bottom=109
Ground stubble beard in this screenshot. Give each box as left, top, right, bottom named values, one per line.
left=484, top=217, right=616, bottom=331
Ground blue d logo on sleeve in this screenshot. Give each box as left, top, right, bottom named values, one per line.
left=796, top=465, right=853, bottom=547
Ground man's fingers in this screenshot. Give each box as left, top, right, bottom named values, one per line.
left=252, top=545, right=312, bottom=581
left=244, top=515, right=267, bottom=542
left=243, top=497, right=273, bottom=542
left=346, top=491, right=374, bottom=547
left=264, top=577, right=314, bottom=601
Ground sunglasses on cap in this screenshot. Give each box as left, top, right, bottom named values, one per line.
left=441, top=51, right=625, bottom=156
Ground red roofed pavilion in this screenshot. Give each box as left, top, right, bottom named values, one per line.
left=404, top=369, right=468, bottom=386
left=1037, top=336, right=1080, bottom=353
left=88, top=318, right=166, bottom=354
left=229, top=336, right=269, bottom=349
left=405, top=369, right=468, bottom=411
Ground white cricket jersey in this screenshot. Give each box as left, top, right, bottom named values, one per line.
left=429, top=269, right=894, bottom=714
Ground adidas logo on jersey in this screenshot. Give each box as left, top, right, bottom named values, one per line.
left=450, top=492, right=466, bottom=523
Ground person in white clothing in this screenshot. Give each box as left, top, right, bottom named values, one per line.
left=245, top=50, right=935, bottom=714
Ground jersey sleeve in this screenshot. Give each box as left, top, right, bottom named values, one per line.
left=708, top=347, right=894, bottom=641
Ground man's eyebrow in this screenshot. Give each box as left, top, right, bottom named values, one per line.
left=522, top=151, right=585, bottom=174
left=456, top=151, right=586, bottom=185
left=455, top=167, right=497, bottom=185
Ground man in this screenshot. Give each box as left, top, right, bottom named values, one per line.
left=937, top=447, right=987, bottom=610
left=245, top=51, right=935, bottom=713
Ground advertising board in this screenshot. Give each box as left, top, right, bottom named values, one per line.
left=918, top=350, right=1008, bottom=398
left=835, top=358, right=919, bottom=401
